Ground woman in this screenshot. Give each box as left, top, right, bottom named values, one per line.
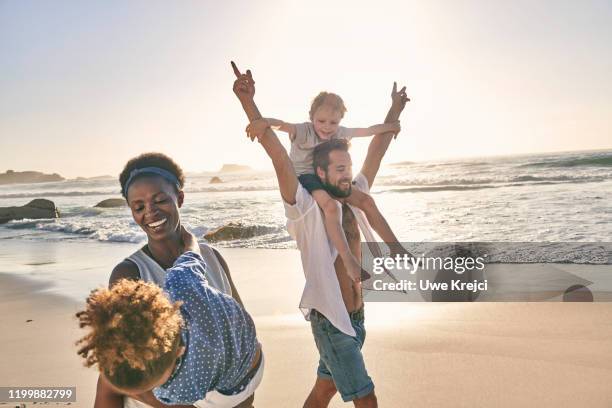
left=92, top=152, right=259, bottom=408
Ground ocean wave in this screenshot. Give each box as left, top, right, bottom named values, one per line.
left=3, top=217, right=288, bottom=246
left=25, top=220, right=97, bottom=236
left=402, top=242, right=612, bottom=265
left=376, top=173, right=605, bottom=191
left=376, top=177, right=499, bottom=187
left=0, top=185, right=278, bottom=200
left=186, top=185, right=277, bottom=193
left=3, top=174, right=603, bottom=200
left=521, top=154, right=612, bottom=168
left=419, top=161, right=491, bottom=169
left=381, top=176, right=608, bottom=193
left=379, top=185, right=497, bottom=193
left=4, top=219, right=55, bottom=229
left=91, top=230, right=145, bottom=243
left=509, top=174, right=606, bottom=183
left=4, top=218, right=142, bottom=241
left=0, top=190, right=119, bottom=199
left=486, top=243, right=612, bottom=264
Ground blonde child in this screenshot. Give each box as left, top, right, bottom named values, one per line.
left=247, top=91, right=405, bottom=281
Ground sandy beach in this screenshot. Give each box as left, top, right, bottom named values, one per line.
left=2, top=0, right=612, bottom=405
left=1, top=242, right=612, bottom=407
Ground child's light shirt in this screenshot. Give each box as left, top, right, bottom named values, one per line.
left=289, top=122, right=356, bottom=175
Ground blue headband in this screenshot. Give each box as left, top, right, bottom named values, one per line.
left=123, top=167, right=181, bottom=197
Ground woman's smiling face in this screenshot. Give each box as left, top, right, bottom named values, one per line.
left=126, top=175, right=184, bottom=240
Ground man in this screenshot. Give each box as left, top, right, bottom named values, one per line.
left=231, top=62, right=409, bottom=408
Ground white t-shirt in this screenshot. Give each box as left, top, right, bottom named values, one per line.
left=283, top=172, right=378, bottom=337
left=289, top=122, right=355, bottom=176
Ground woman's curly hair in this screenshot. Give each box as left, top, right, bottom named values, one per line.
left=119, top=152, right=185, bottom=199
left=76, top=279, right=183, bottom=389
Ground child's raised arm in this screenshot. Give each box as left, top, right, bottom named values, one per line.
left=347, top=121, right=400, bottom=138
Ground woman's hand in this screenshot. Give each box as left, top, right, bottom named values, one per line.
left=180, top=226, right=201, bottom=256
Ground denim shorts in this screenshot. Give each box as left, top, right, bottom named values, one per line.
left=310, top=308, right=374, bottom=402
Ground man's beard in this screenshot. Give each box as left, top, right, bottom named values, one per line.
left=322, top=178, right=352, bottom=198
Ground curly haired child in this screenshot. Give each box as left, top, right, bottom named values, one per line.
left=76, top=228, right=263, bottom=408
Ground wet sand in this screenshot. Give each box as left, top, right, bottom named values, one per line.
left=1, top=243, right=611, bottom=407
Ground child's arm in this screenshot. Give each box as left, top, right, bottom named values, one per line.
left=94, top=375, right=194, bottom=408
left=347, top=121, right=400, bottom=138
left=246, top=118, right=296, bottom=140
left=267, top=118, right=296, bottom=134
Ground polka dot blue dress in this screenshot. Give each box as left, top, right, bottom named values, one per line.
left=153, top=252, right=258, bottom=404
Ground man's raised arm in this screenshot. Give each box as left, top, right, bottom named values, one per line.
left=361, top=82, right=410, bottom=188
left=231, top=62, right=298, bottom=204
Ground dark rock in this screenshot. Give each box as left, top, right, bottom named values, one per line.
left=94, top=198, right=127, bottom=208
left=26, top=199, right=56, bottom=210
left=209, top=176, right=223, bottom=184
left=204, top=222, right=275, bottom=242
left=0, top=199, right=59, bottom=224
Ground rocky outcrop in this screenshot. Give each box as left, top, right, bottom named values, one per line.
left=219, top=164, right=252, bottom=173
left=204, top=222, right=276, bottom=242
left=75, top=175, right=113, bottom=181
left=0, top=199, right=60, bottom=224
left=94, top=198, right=127, bottom=208
left=209, top=176, right=223, bottom=184
left=0, top=170, right=64, bottom=185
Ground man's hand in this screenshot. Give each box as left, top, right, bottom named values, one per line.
left=230, top=60, right=298, bottom=204
left=246, top=118, right=270, bottom=142
left=231, top=61, right=255, bottom=101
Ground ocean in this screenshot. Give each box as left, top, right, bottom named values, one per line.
left=1, top=149, right=611, bottom=261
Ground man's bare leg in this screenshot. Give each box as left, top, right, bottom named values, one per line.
left=303, top=378, right=377, bottom=408
left=303, top=377, right=337, bottom=408
left=353, top=390, right=378, bottom=408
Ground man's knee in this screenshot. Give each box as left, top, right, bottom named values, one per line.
left=316, top=378, right=337, bottom=400
left=304, top=378, right=337, bottom=408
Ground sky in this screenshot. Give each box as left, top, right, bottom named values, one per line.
left=1, top=0, right=611, bottom=178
